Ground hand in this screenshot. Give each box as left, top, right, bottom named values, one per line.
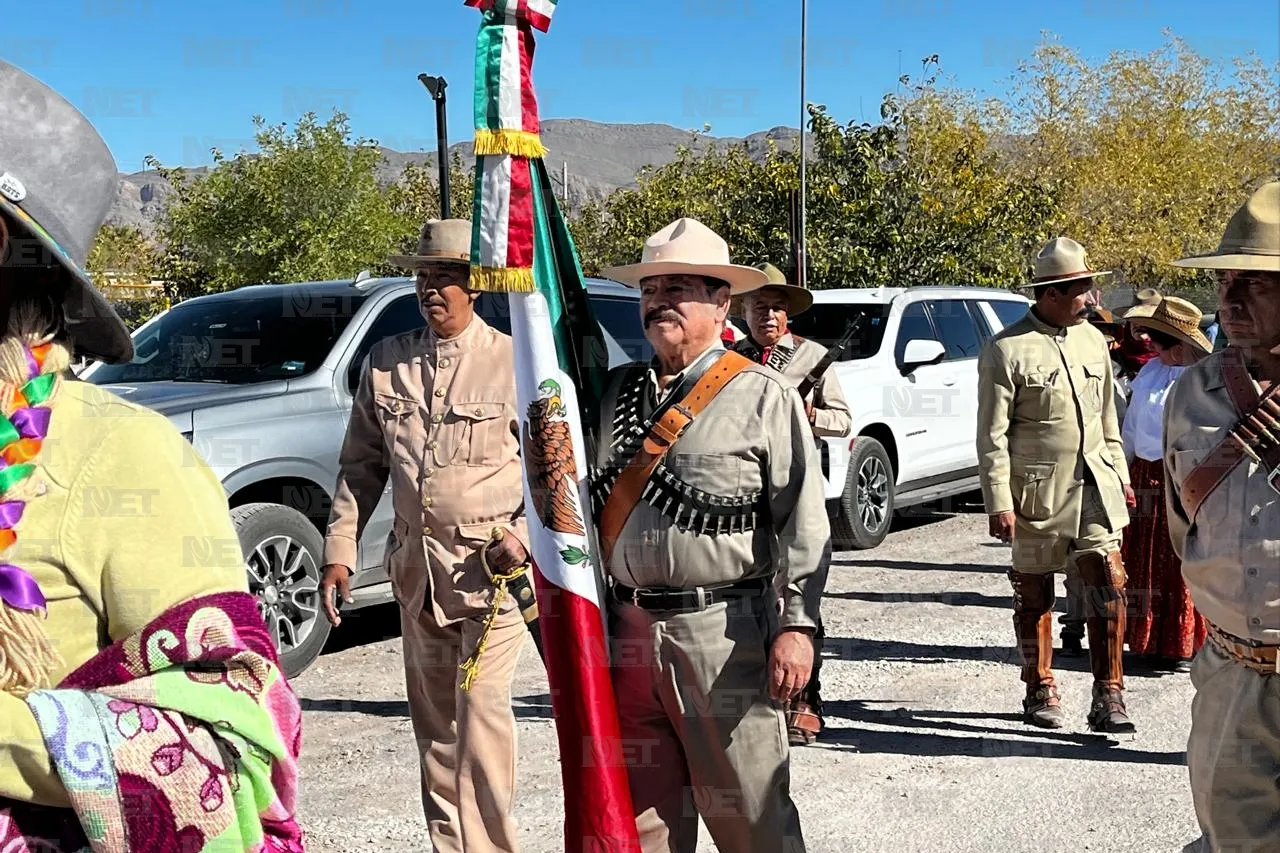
left=989, top=512, right=1016, bottom=543
left=768, top=628, right=814, bottom=703
left=319, top=564, right=354, bottom=627
left=484, top=528, right=530, bottom=573
left=1124, top=484, right=1137, bottom=509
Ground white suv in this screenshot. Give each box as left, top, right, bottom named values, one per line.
left=776, top=286, right=1032, bottom=549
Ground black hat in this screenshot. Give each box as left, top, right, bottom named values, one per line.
left=0, top=60, right=133, bottom=363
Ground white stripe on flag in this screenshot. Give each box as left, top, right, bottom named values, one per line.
left=509, top=291, right=606, bottom=609
left=498, top=15, right=523, bottom=130
left=478, top=156, right=512, bottom=268
left=526, top=0, right=556, bottom=22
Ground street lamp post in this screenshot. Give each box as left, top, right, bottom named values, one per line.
left=418, top=74, right=451, bottom=220
left=798, top=0, right=808, bottom=290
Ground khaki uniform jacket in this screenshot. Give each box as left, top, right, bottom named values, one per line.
left=977, top=310, right=1131, bottom=538
left=1163, top=350, right=1280, bottom=644
left=734, top=332, right=853, bottom=439
left=323, top=315, right=527, bottom=627
left=594, top=343, right=830, bottom=630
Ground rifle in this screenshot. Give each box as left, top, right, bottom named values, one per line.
left=796, top=313, right=867, bottom=399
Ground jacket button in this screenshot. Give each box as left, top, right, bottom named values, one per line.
left=424, top=527, right=432, bottom=536
left=434, top=389, right=445, bottom=398
left=474, top=407, right=484, bottom=416
left=424, top=469, right=433, bottom=478
left=430, top=440, right=438, bottom=449
left=422, top=496, right=433, bottom=507
left=1248, top=567, right=1259, bottom=577
left=432, top=414, right=443, bottom=423
left=440, top=358, right=451, bottom=368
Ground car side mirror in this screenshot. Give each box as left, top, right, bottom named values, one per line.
left=900, top=339, right=946, bottom=373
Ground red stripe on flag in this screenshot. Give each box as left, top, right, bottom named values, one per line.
left=518, top=22, right=541, bottom=135
left=532, top=560, right=642, bottom=853
left=507, top=158, right=536, bottom=269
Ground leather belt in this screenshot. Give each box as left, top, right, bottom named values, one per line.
left=611, top=577, right=770, bottom=612
left=1208, top=622, right=1280, bottom=675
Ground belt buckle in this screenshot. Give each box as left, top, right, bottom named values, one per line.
left=693, top=587, right=710, bottom=611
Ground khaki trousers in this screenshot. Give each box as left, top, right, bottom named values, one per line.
left=1187, top=639, right=1280, bottom=853
left=401, top=601, right=526, bottom=853
left=609, top=592, right=806, bottom=853
left=1011, top=485, right=1122, bottom=575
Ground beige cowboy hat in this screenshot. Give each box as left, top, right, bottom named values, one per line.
left=1018, top=237, right=1114, bottom=290
left=1119, top=287, right=1162, bottom=320
left=732, top=262, right=814, bottom=316
left=1128, top=295, right=1212, bottom=354
left=1172, top=180, right=1280, bottom=272
left=600, top=217, right=769, bottom=294
left=388, top=218, right=471, bottom=269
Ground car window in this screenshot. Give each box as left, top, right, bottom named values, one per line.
left=591, top=295, right=651, bottom=362
left=347, top=294, right=427, bottom=389
left=987, top=299, right=1030, bottom=333
left=783, top=303, right=891, bottom=361
left=894, top=302, right=936, bottom=364
left=926, top=299, right=983, bottom=361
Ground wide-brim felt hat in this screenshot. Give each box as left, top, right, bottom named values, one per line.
left=388, top=218, right=472, bottom=269
left=0, top=60, right=133, bottom=363
left=1017, top=236, right=1114, bottom=290
left=1172, top=180, right=1280, bottom=271
left=600, top=218, right=768, bottom=294
left=1129, top=295, right=1212, bottom=354
left=734, top=262, right=814, bottom=316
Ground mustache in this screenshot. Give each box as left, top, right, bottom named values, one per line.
left=644, top=309, right=680, bottom=327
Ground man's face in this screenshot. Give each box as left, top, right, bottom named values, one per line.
left=415, top=263, right=476, bottom=331
left=742, top=288, right=790, bottom=347
left=1039, top=279, right=1095, bottom=326
left=638, top=274, right=729, bottom=356
left=1218, top=270, right=1280, bottom=353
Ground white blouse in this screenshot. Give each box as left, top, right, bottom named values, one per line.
left=1121, top=359, right=1185, bottom=463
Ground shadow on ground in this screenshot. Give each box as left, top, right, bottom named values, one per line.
left=301, top=693, right=554, bottom=720
left=819, top=699, right=1186, bottom=766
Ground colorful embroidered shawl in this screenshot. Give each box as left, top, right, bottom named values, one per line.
left=0, top=592, right=305, bottom=852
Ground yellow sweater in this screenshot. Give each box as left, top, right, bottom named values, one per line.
left=0, top=378, right=248, bottom=807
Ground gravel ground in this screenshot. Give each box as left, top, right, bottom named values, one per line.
left=291, top=507, right=1205, bottom=853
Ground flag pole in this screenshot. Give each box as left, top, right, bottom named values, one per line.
left=799, top=0, right=808, bottom=290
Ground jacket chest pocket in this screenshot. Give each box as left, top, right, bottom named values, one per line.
left=1017, top=368, right=1063, bottom=422
left=665, top=452, right=749, bottom=496
left=451, top=401, right=509, bottom=467
left=374, top=392, right=420, bottom=461
left=1076, top=362, right=1108, bottom=416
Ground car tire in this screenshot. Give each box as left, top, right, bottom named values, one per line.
left=833, top=437, right=895, bottom=550
left=231, top=502, right=331, bottom=679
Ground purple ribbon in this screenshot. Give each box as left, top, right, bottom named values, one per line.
left=0, top=501, right=23, bottom=528
left=10, top=407, right=49, bottom=439
left=0, top=562, right=46, bottom=611
left=21, top=348, right=37, bottom=381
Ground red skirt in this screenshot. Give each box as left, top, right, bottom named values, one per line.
left=1122, top=457, right=1207, bottom=659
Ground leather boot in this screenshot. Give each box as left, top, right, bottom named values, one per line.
left=1077, top=551, right=1136, bottom=735
left=1010, top=570, right=1064, bottom=728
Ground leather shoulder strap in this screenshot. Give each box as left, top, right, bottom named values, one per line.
left=1180, top=349, right=1278, bottom=519
left=598, top=351, right=753, bottom=564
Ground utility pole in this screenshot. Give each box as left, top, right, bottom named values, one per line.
left=418, top=74, right=450, bottom=219
left=798, top=0, right=808, bottom=290
left=563, top=161, right=569, bottom=208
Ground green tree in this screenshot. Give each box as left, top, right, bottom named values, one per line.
left=86, top=224, right=158, bottom=292
left=147, top=111, right=403, bottom=298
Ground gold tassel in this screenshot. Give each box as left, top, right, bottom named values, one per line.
left=468, top=265, right=536, bottom=293
left=458, top=567, right=526, bottom=692
left=0, top=604, right=61, bottom=697
left=474, top=129, right=548, bottom=159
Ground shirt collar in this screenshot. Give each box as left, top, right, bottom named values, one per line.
left=646, top=341, right=725, bottom=398
left=427, top=313, right=489, bottom=355
left=1027, top=307, right=1069, bottom=340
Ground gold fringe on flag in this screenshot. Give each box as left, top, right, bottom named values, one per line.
left=469, top=265, right=536, bottom=293
left=474, top=129, right=548, bottom=159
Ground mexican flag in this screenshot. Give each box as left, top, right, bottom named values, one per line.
left=463, top=2, right=641, bottom=851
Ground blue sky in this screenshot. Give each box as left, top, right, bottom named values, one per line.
left=7, top=0, right=1277, bottom=173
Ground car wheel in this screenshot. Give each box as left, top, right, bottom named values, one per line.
left=231, top=502, right=330, bottom=679
left=833, top=437, right=895, bottom=550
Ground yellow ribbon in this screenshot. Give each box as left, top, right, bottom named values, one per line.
left=459, top=527, right=529, bottom=692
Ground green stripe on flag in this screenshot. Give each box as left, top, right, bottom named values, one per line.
left=474, top=12, right=506, bottom=133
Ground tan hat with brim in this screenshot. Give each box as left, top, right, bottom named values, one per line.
left=1119, top=287, right=1162, bottom=320
left=600, top=217, right=768, bottom=294
left=388, top=218, right=471, bottom=269
left=732, top=262, right=814, bottom=316
left=1017, top=236, right=1114, bottom=290
left=1172, top=180, right=1280, bottom=271
left=1129, top=295, right=1212, bottom=354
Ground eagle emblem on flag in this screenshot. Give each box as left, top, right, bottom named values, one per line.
left=523, top=379, right=588, bottom=553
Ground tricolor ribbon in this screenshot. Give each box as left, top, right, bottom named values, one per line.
left=0, top=342, right=55, bottom=614
left=466, top=0, right=558, bottom=293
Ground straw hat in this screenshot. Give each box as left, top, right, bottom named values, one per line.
left=732, top=262, right=814, bottom=316
left=601, top=218, right=768, bottom=294
left=1018, top=237, right=1113, bottom=290
left=387, top=219, right=471, bottom=269
left=1128, top=296, right=1212, bottom=354
left=1172, top=180, right=1280, bottom=271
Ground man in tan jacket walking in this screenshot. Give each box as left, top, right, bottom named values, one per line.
left=319, top=219, right=531, bottom=853
left=977, top=237, right=1137, bottom=734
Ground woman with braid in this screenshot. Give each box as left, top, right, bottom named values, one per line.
left=0, top=61, right=305, bottom=851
